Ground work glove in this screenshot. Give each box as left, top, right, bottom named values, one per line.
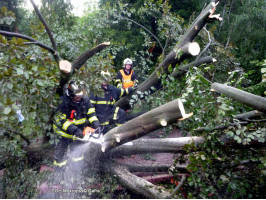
left=73, top=128, right=83, bottom=138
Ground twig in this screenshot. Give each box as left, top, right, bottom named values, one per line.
left=195, top=26, right=212, bottom=61
left=120, top=15, right=164, bottom=56
left=169, top=174, right=186, bottom=197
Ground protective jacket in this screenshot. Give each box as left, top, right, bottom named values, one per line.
left=90, top=85, right=133, bottom=128
left=53, top=96, right=100, bottom=140
left=115, top=68, right=137, bottom=89
left=53, top=96, right=100, bottom=168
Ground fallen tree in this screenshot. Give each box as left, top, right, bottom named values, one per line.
left=2, top=0, right=265, bottom=198
left=115, top=0, right=221, bottom=110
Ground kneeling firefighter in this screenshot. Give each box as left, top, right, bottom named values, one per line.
left=53, top=80, right=100, bottom=171
left=90, top=71, right=133, bottom=134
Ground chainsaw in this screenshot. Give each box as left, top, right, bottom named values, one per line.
left=75, top=126, right=104, bottom=144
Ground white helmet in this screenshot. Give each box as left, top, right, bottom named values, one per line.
left=123, top=58, right=133, bottom=68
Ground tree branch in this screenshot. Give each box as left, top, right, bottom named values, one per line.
left=211, top=82, right=266, bottom=113
left=170, top=56, right=216, bottom=79
left=110, top=137, right=203, bottom=157
left=71, top=42, right=110, bottom=70
left=234, top=110, right=265, bottom=121
left=0, top=30, right=59, bottom=61
left=30, top=0, right=58, bottom=61
left=169, top=174, right=186, bottom=198
left=195, top=26, right=212, bottom=61
left=55, top=42, right=111, bottom=96
left=117, top=163, right=189, bottom=174
left=106, top=162, right=171, bottom=199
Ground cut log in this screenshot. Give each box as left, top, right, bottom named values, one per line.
left=110, top=137, right=204, bottom=156
left=59, top=60, right=72, bottom=74
left=211, top=82, right=266, bottom=113
left=117, top=163, right=188, bottom=174
left=102, top=99, right=193, bottom=152
left=177, top=42, right=200, bottom=56
left=234, top=110, right=265, bottom=121
left=139, top=174, right=174, bottom=184
left=106, top=162, right=171, bottom=199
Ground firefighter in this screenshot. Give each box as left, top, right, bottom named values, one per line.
left=53, top=80, right=100, bottom=171
left=90, top=71, right=133, bottom=134
left=115, top=58, right=138, bottom=89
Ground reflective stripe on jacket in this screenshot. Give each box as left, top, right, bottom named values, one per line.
left=90, top=85, right=132, bottom=123
left=53, top=97, right=100, bottom=140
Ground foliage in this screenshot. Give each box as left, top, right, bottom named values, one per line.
left=1, top=0, right=266, bottom=199
left=0, top=6, right=16, bottom=25
left=215, top=0, right=266, bottom=85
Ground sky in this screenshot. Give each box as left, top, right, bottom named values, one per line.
left=24, top=0, right=99, bottom=17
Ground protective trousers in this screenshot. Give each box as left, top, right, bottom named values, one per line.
left=53, top=137, right=85, bottom=171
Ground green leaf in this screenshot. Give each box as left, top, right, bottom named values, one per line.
left=5, top=17, right=14, bottom=25
left=226, top=131, right=234, bottom=137
left=7, top=82, right=13, bottom=89
left=3, top=107, right=11, bottom=114
left=17, top=68, right=24, bottom=75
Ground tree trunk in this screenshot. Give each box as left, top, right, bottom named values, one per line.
left=102, top=99, right=192, bottom=152
left=211, top=82, right=266, bottom=113
left=118, top=163, right=188, bottom=174
left=106, top=162, right=171, bottom=199
left=109, top=137, right=204, bottom=156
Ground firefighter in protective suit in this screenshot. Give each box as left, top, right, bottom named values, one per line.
left=115, top=58, right=138, bottom=89
left=53, top=80, right=100, bottom=171
left=90, top=71, right=133, bottom=134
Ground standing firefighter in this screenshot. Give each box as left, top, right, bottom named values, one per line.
left=53, top=80, right=100, bottom=171
left=90, top=71, right=133, bottom=134
left=115, top=58, right=138, bottom=89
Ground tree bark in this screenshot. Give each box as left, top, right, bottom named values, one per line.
left=106, top=162, right=171, bottom=199
left=102, top=99, right=192, bottom=152
left=118, top=163, right=188, bottom=174
left=234, top=110, right=265, bottom=121
left=109, top=137, right=204, bottom=157
left=170, top=56, right=216, bottom=79
left=71, top=42, right=110, bottom=70
left=211, top=82, right=266, bottom=113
